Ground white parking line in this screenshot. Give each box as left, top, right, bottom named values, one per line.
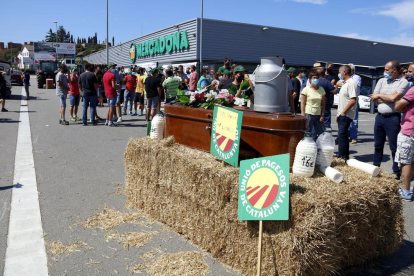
left=4, top=87, right=48, bottom=275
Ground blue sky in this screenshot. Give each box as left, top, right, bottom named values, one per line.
left=2, top=0, right=414, bottom=47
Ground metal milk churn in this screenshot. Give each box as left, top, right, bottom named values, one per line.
left=254, top=57, right=288, bottom=113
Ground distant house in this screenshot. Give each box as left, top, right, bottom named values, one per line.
left=18, top=45, right=35, bottom=70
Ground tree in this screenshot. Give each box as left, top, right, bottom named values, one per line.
left=45, top=28, right=56, bottom=42
left=112, top=36, right=114, bottom=46
left=70, top=34, right=74, bottom=43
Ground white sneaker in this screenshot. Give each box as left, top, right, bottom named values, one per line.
left=117, top=117, right=122, bottom=123
left=104, top=121, right=109, bottom=126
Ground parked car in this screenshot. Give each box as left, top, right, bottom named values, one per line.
left=0, top=61, right=12, bottom=98
left=11, top=70, right=23, bottom=86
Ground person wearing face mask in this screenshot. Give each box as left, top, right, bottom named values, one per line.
left=370, top=60, right=410, bottom=180
left=324, top=62, right=337, bottom=86
left=405, top=65, right=414, bottom=88
left=218, top=57, right=231, bottom=74
left=287, top=67, right=301, bottom=115
left=394, top=62, right=414, bottom=201
left=210, top=72, right=221, bottom=91
left=335, top=65, right=358, bottom=160
left=103, top=63, right=120, bottom=126
left=68, top=67, right=81, bottom=122
left=300, top=71, right=326, bottom=141
left=229, top=65, right=254, bottom=102
left=218, top=69, right=233, bottom=90
left=56, top=64, right=70, bottom=125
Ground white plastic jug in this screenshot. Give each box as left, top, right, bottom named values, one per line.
left=150, top=112, right=165, bottom=139
left=293, top=132, right=318, bottom=177
left=316, top=128, right=335, bottom=166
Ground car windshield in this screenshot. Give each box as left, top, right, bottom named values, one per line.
left=40, top=62, right=58, bottom=71
left=13, top=71, right=21, bottom=75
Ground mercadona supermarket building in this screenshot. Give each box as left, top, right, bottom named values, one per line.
left=84, top=18, right=414, bottom=88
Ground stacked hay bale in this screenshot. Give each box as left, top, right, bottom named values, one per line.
left=124, top=137, right=404, bottom=276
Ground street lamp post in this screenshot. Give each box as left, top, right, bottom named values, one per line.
left=106, top=0, right=109, bottom=65
left=53, top=21, right=58, bottom=61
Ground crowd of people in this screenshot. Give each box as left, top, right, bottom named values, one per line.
left=290, top=60, right=413, bottom=201
left=2, top=57, right=413, bottom=201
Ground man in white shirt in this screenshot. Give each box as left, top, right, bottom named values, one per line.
left=370, top=60, right=409, bottom=180
left=336, top=65, right=358, bottom=160
left=348, top=64, right=361, bottom=144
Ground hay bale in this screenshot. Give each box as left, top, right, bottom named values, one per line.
left=124, top=137, right=404, bottom=276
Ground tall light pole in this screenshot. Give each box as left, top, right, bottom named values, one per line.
left=53, top=21, right=58, bottom=61
left=200, top=0, right=203, bottom=74
left=106, top=0, right=109, bottom=65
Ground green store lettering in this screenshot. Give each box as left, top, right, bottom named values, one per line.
left=134, top=31, right=189, bottom=58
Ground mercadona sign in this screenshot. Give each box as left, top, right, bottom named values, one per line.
left=130, top=30, right=189, bottom=63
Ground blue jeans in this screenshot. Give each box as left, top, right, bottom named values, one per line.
left=348, top=103, right=359, bottom=139
left=82, top=95, right=97, bottom=124
left=305, top=114, right=324, bottom=141
left=373, top=113, right=401, bottom=175
left=337, top=115, right=353, bottom=159
left=323, top=103, right=331, bottom=128
left=123, top=90, right=135, bottom=113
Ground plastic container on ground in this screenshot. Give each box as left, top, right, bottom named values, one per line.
left=319, top=164, right=344, bottom=183
left=346, top=159, right=380, bottom=176
left=293, top=132, right=317, bottom=177
left=150, top=112, right=165, bottom=139
left=316, top=128, right=335, bottom=167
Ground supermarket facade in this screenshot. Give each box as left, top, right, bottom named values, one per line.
left=84, top=18, right=414, bottom=78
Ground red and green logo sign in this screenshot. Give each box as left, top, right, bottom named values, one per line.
left=74, top=57, right=83, bottom=65
left=238, top=154, right=290, bottom=220
left=210, top=106, right=243, bottom=167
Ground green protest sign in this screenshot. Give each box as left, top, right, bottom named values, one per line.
left=238, top=154, right=290, bottom=220
left=210, top=105, right=243, bottom=167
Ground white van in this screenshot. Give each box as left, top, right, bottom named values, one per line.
left=0, top=61, right=12, bottom=97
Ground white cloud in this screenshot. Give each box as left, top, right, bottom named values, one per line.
left=339, top=32, right=414, bottom=47
left=351, top=0, right=414, bottom=29
left=377, top=0, right=414, bottom=29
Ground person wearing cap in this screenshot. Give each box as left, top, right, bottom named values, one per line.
left=315, top=67, right=338, bottom=128
left=123, top=71, right=137, bottom=115
left=288, top=67, right=301, bottom=114
left=163, top=69, right=180, bottom=103
left=156, top=66, right=166, bottom=104
left=197, top=69, right=212, bottom=91
left=68, top=67, right=80, bottom=121
left=145, top=68, right=162, bottom=120
left=103, top=62, right=120, bottom=126
left=218, top=69, right=233, bottom=90
left=229, top=65, right=254, bottom=101
left=134, top=67, right=146, bottom=116
left=178, top=65, right=188, bottom=84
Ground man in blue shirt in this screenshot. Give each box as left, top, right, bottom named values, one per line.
left=316, top=68, right=338, bottom=128
left=22, top=69, right=30, bottom=100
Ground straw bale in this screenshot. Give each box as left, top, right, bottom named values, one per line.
left=124, top=137, right=404, bottom=276
left=130, top=251, right=210, bottom=275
